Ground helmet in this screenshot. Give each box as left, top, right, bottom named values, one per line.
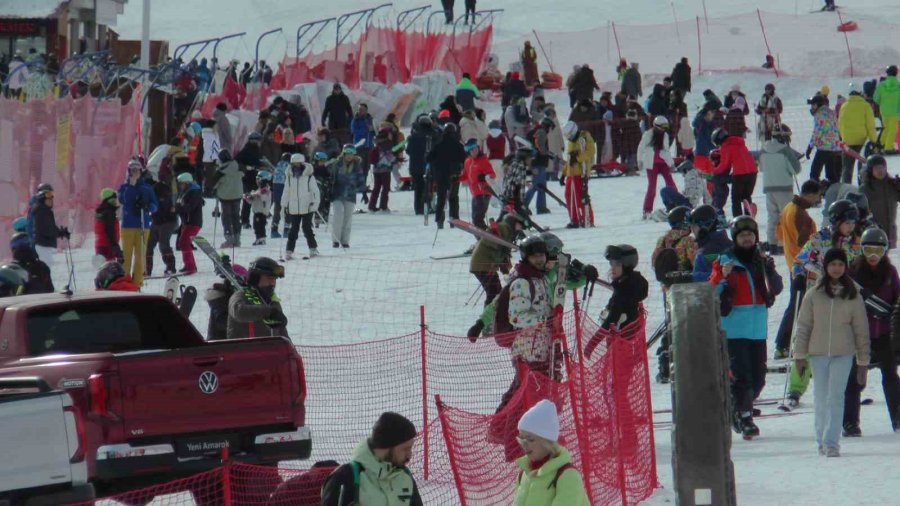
left=652, top=116, right=669, bottom=129
left=248, top=256, right=284, bottom=285
left=711, top=127, right=729, bottom=146
left=729, top=215, right=759, bottom=242
left=257, top=170, right=272, bottom=181
left=0, top=263, right=27, bottom=297
left=604, top=244, right=639, bottom=269
left=807, top=94, right=827, bottom=109
left=94, top=261, right=125, bottom=289
left=562, top=121, right=579, bottom=141
left=689, top=204, right=719, bottom=232
left=290, top=153, right=306, bottom=164
left=176, top=172, right=194, bottom=183
left=341, top=144, right=357, bottom=156
left=667, top=206, right=692, bottom=230
left=416, top=115, right=433, bottom=128
left=12, top=216, right=27, bottom=233
left=36, top=183, right=54, bottom=193
left=518, top=235, right=547, bottom=261
left=860, top=227, right=889, bottom=247
left=248, top=132, right=263, bottom=142
left=887, top=65, right=898, bottom=77
left=539, top=232, right=564, bottom=259
left=218, top=149, right=232, bottom=163
left=865, top=154, right=887, bottom=172
left=845, top=191, right=869, bottom=212
left=443, top=123, right=458, bottom=135
left=848, top=81, right=862, bottom=94
left=313, top=151, right=328, bottom=162
left=827, top=199, right=859, bottom=226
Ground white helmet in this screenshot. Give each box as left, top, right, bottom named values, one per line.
left=653, top=116, right=669, bottom=128
left=562, top=121, right=579, bottom=141
left=290, top=153, right=306, bottom=165
left=848, top=81, right=861, bottom=94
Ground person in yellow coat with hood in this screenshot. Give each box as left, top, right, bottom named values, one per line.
left=514, top=400, right=589, bottom=506
left=561, top=121, right=596, bottom=228
left=837, top=82, right=877, bottom=183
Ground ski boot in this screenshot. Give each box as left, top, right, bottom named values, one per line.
left=253, top=238, right=266, bottom=246
left=285, top=251, right=294, bottom=261
left=733, top=414, right=759, bottom=440
left=270, top=228, right=282, bottom=239
left=308, top=248, right=319, bottom=258
left=842, top=422, right=862, bottom=437
left=787, top=391, right=800, bottom=409
left=333, top=242, right=340, bottom=248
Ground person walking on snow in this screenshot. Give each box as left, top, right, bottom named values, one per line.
left=95, top=188, right=123, bottom=263
left=174, top=173, right=203, bottom=274
left=427, top=123, right=467, bottom=228
left=461, top=139, right=497, bottom=229
left=860, top=155, right=900, bottom=248
left=759, top=124, right=802, bottom=253
left=118, top=160, right=158, bottom=287
left=520, top=41, right=539, bottom=86
left=639, top=116, right=677, bottom=219
left=755, top=83, right=783, bottom=143
left=806, top=93, right=844, bottom=184
left=793, top=247, right=869, bottom=456
left=226, top=257, right=288, bottom=339
left=838, top=82, right=877, bottom=183
left=561, top=121, right=595, bottom=228
left=670, top=57, right=691, bottom=95
left=713, top=127, right=758, bottom=219
left=245, top=171, right=273, bottom=246
left=463, top=0, right=476, bottom=24
left=328, top=145, right=365, bottom=248
left=321, top=83, right=354, bottom=145
left=621, top=63, right=642, bottom=99
left=455, top=72, right=480, bottom=112
left=367, top=129, right=400, bottom=212
left=523, top=117, right=554, bottom=215
left=214, top=149, right=244, bottom=248
left=874, top=65, right=900, bottom=152
left=282, top=154, right=321, bottom=260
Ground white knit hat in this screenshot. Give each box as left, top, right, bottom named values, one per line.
left=518, top=400, right=560, bottom=442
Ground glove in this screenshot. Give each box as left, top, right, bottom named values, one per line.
left=211, top=207, right=221, bottom=218
left=267, top=307, right=288, bottom=327
left=584, top=264, right=599, bottom=283
left=856, top=365, right=868, bottom=388
left=559, top=174, right=565, bottom=186
left=794, top=358, right=808, bottom=376
left=477, top=174, right=487, bottom=182
left=764, top=255, right=776, bottom=273
left=134, top=195, right=146, bottom=210
left=57, top=226, right=70, bottom=239
left=805, top=146, right=813, bottom=160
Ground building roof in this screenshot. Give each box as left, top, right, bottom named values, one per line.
left=0, top=0, right=67, bottom=19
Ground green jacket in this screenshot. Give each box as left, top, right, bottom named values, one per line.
left=514, top=446, right=589, bottom=506
left=470, top=221, right=516, bottom=274
left=320, top=439, right=423, bottom=506
left=874, top=76, right=900, bottom=117
left=478, top=259, right=588, bottom=326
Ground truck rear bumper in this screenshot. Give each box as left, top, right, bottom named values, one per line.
left=94, top=427, right=311, bottom=480
left=1, top=483, right=96, bottom=506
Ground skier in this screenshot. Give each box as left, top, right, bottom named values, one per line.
left=0, top=263, right=27, bottom=297
left=773, top=179, right=821, bottom=359
left=501, top=147, right=533, bottom=217
left=846, top=228, right=900, bottom=435
left=561, top=121, right=596, bottom=228
left=523, top=117, right=554, bottom=215
left=214, top=149, right=244, bottom=248
left=755, top=83, right=783, bottom=143
left=874, top=65, right=900, bottom=153
left=206, top=262, right=248, bottom=341
left=174, top=172, right=203, bottom=274
left=584, top=244, right=648, bottom=358
left=759, top=124, right=802, bottom=253
left=321, top=83, right=354, bottom=145
left=146, top=163, right=177, bottom=277
left=461, top=139, right=497, bottom=229
left=94, top=188, right=123, bottom=263
left=469, top=214, right=524, bottom=314
left=806, top=93, right=844, bottom=184
left=282, top=154, right=321, bottom=259
left=94, top=261, right=140, bottom=292
left=9, top=233, right=53, bottom=294
left=859, top=155, right=900, bottom=248
left=691, top=204, right=733, bottom=282
left=30, top=185, right=66, bottom=283
left=367, top=128, right=399, bottom=212
left=794, top=247, right=869, bottom=456
left=513, top=400, right=590, bottom=505
left=118, top=159, right=158, bottom=287
left=406, top=115, right=442, bottom=216
left=455, top=72, right=480, bottom=112
left=670, top=57, right=691, bottom=95
left=505, top=97, right=532, bottom=147
left=426, top=123, right=467, bottom=229
left=639, top=116, right=677, bottom=220
left=328, top=145, right=365, bottom=248
left=710, top=216, right=783, bottom=439
left=234, top=131, right=267, bottom=230
left=486, top=119, right=508, bottom=179
left=713, top=127, right=757, bottom=219
left=226, top=257, right=288, bottom=339
left=244, top=171, right=273, bottom=246
left=837, top=82, right=877, bottom=183
left=311, top=152, right=333, bottom=225
left=351, top=103, right=375, bottom=194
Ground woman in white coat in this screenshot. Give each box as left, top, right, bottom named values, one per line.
left=281, top=154, right=321, bottom=259
left=638, top=116, right=677, bottom=219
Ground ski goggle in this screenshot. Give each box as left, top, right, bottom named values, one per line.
left=863, top=245, right=886, bottom=258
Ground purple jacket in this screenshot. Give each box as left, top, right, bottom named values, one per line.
left=850, top=258, right=900, bottom=338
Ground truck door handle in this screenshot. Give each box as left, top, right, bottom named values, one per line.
left=192, top=356, right=222, bottom=367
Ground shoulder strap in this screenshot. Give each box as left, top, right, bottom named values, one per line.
left=351, top=461, right=361, bottom=503
left=549, top=463, right=574, bottom=489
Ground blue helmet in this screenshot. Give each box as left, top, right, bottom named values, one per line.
left=257, top=170, right=272, bottom=181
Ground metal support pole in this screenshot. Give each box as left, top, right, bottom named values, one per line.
left=212, top=32, right=246, bottom=62
left=254, top=28, right=283, bottom=76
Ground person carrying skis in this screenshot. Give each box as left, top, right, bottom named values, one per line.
left=710, top=216, right=783, bottom=439
left=461, top=138, right=497, bottom=229
left=245, top=170, right=273, bottom=246
left=282, top=154, right=321, bottom=260
left=561, top=121, right=596, bottom=228
left=175, top=172, right=203, bottom=274
left=759, top=124, right=802, bottom=254
left=794, top=247, right=869, bottom=456
left=206, top=262, right=248, bottom=341
left=94, top=188, right=123, bottom=263
left=469, top=214, right=524, bottom=316
left=639, top=116, right=677, bottom=220
left=691, top=204, right=733, bottom=282
left=9, top=233, right=53, bottom=294
left=94, top=261, right=140, bottom=292
left=328, top=145, right=366, bottom=248
left=845, top=228, right=900, bottom=435
left=118, top=159, right=158, bottom=287
left=226, top=256, right=288, bottom=339
left=713, top=127, right=757, bottom=219
left=806, top=93, right=844, bottom=184
left=427, top=123, right=467, bottom=229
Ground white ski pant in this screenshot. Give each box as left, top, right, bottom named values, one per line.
left=331, top=200, right=355, bottom=245
left=35, top=245, right=56, bottom=286
left=811, top=355, right=853, bottom=450
left=765, top=190, right=792, bottom=246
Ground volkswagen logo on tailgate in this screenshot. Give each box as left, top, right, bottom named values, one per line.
left=198, top=371, right=219, bottom=394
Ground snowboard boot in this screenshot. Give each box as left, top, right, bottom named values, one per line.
left=842, top=422, right=862, bottom=437
left=333, top=242, right=340, bottom=248
left=253, top=238, right=266, bottom=246
left=285, top=251, right=294, bottom=260
left=741, top=416, right=759, bottom=439
left=308, top=248, right=319, bottom=258
left=270, top=228, right=282, bottom=239
left=467, top=320, right=485, bottom=342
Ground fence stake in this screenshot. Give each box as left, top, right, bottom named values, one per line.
left=696, top=16, right=702, bottom=73
left=702, top=0, right=709, bottom=33
left=420, top=304, right=429, bottom=480
left=611, top=22, right=622, bottom=62
left=756, top=9, right=779, bottom=78
left=836, top=8, right=854, bottom=77
left=569, top=291, right=595, bottom=505
left=222, top=447, right=232, bottom=506
left=436, top=396, right=468, bottom=506
left=670, top=2, right=681, bottom=43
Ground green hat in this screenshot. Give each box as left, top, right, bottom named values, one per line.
left=100, top=187, right=116, bottom=201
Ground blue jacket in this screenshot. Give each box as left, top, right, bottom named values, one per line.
left=327, top=157, right=365, bottom=202
left=692, top=229, right=733, bottom=281
left=351, top=115, right=374, bottom=148
left=273, top=160, right=288, bottom=185
left=692, top=110, right=716, bottom=156
left=711, top=251, right=782, bottom=340
left=118, top=179, right=159, bottom=229
left=25, top=194, right=40, bottom=244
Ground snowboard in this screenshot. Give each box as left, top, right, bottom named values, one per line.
left=449, top=219, right=519, bottom=250
left=177, top=285, right=198, bottom=317
left=193, top=236, right=245, bottom=288
left=430, top=253, right=472, bottom=260
left=164, top=276, right=180, bottom=302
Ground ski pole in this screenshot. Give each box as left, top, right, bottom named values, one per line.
left=464, top=285, right=483, bottom=306
left=778, top=281, right=802, bottom=412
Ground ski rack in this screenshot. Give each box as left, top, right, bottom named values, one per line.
left=336, top=3, right=393, bottom=59
left=254, top=28, right=284, bottom=76
left=426, top=10, right=449, bottom=34
left=212, top=32, right=247, bottom=62
left=173, top=37, right=221, bottom=63
left=452, top=9, right=504, bottom=35
left=296, top=18, right=335, bottom=57
left=396, top=5, right=430, bottom=31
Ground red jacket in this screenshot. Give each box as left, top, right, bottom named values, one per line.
left=461, top=155, right=497, bottom=197
left=107, top=276, right=140, bottom=292
left=715, top=136, right=757, bottom=176
left=486, top=134, right=506, bottom=160
left=94, top=202, right=119, bottom=250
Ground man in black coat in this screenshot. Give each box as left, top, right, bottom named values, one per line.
left=406, top=116, right=442, bottom=215
left=571, top=65, right=600, bottom=103
left=671, top=57, right=691, bottom=95
left=322, top=83, right=354, bottom=145
left=621, top=62, right=642, bottom=98
left=235, top=132, right=267, bottom=228
left=501, top=71, right=530, bottom=110
left=426, top=124, right=467, bottom=228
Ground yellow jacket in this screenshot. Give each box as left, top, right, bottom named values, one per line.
left=837, top=95, right=877, bottom=146
left=776, top=196, right=817, bottom=270
left=563, top=131, right=596, bottom=177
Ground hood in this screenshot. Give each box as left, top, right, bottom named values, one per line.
left=722, top=136, right=745, bottom=149
left=652, top=83, right=666, bottom=97
left=761, top=139, right=788, bottom=153
left=292, top=163, right=315, bottom=178
left=516, top=445, right=573, bottom=474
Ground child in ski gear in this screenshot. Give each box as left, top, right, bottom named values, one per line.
left=245, top=170, right=273, bottom=245
left=214, top=149, right=244, bottom=248
left=710, top=216, right=783, bottom=438
left=846, top=228, right=900, bottom=434
left=0, top=263, right=27, bottom=297
left=461, top=138, right=497, bottom=229
left=714, top=128, right=758, bottom=218
left=638, top=116, right=678, bottom=219
left=94, top=188, right=123, bottom=263
left=119, top=159, right=159, bottom=287
left=329, top=145, right=366, bottom=248
left=837, top=83, right=877, bottom=183
left=774, top=180, right=821, bottom=357
left=794, top=247, right=869, bottom=456
left=282, top=154, right=321, bottom=259
left=94, top=260, right=139, bottom=292
left=10, top=233, right=53, bottom=294
left=651, top=206, right=698, bottom=272
left=320, top=412, right=422, bottom=506
left=561, top=121, right=596, bottom=228
left=227, top=256, right=288, bottom=340
left=676, top=153, right=712, bottom=208
left=367, top=128, right=400, bottom=212
left=691, top=204, right=733, bottom=281
left=760, top=124, right=802, bottom=252
left=175, top=172, right=203, bottom=273
left=270, top=152, right=289, bottom=238
left=30, top=186, right=65, bottom=283
left=806, top=93, right=844, bottom=183
left=513, top=400, right=590, bottom=506
left=859, top=155, right=900, bottom=248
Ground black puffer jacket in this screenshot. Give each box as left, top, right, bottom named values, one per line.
left=31, top=201, right=58, bottom=248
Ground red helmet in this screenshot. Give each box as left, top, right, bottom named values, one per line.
left=438, top=109, right=451, bottom=119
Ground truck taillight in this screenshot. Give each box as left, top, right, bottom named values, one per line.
left=88, top=373, right=110, bottom=417
left=291, top=353, right=306, bottom=403
left=64, top=405, right=86, bottom=463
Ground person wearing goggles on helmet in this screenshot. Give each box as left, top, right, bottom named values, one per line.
left=690, top=204, right=733, bottom=282
left=227, top=256, right=288, bottom=340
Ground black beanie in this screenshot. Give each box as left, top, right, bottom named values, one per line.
left=371, top=412, right=417, bottom=449
left=823, top=247, right=848, bottom=267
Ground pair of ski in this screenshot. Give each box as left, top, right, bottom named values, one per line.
left=163, top=276, right=198, bottom=317
left=514, top=134, right=595, bottom=226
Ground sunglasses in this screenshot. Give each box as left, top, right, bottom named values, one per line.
left=863, top=245, right=886, bottom=258
left=42, top=191, right=54, bottom=200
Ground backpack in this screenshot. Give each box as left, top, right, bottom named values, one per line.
left=493, top=277, right=536, bottom=347
left=514, top=101, right=530, bottom=123
left=517, top=463, right=574, bottom=490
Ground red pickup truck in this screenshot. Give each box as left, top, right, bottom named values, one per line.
left=0, top=291, right=310, bottom=494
